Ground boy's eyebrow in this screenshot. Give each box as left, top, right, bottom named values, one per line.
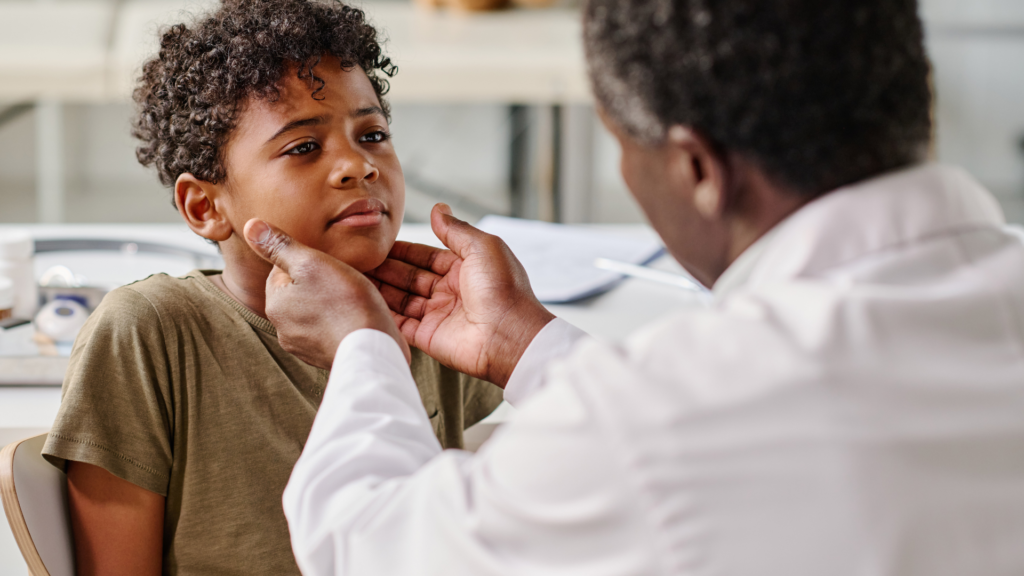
left=264, top=107, right=385, bottom=145
left=352, top=106, right=385, bottom=119
left=265, top=115, right=329, bottom=145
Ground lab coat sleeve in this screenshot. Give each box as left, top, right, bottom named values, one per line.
left=502, top=317, right=589, bottom=406
left=284, top=327, right=656, bottom=576
left=282, top=329, right=440, bottom=574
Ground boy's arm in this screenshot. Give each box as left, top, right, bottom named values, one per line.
left=67, top=461, right=165, bottom=576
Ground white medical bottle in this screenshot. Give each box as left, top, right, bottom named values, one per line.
left=0, top=232, right=38, bottom=319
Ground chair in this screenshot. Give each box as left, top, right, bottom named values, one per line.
left=0, top=434, right=75, bottom=576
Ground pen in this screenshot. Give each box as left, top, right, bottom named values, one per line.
left=594, top=258, right=709, bottom=293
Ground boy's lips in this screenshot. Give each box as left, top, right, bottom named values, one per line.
left=329, top=198, right=388, bottom=228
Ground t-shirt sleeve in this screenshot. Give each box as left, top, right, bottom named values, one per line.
left=42, top=286, right=174, bottom=496
left=459, top=372, right=504, bottom=430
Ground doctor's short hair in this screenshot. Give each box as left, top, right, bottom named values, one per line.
left=132, top=0, right=395, bottom=192
left=583, top=0, right=932, bottom=197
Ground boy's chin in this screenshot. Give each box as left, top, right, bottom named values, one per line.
left=319, top=223, right=398, bottom=273
left=325, top=246, right=389, bottom=274
left=348, top=256, right=387, bottom=274
left=313, top=226, right=397, bottom=272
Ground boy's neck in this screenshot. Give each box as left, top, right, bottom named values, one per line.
left=212, top=235, right=275, bottom=319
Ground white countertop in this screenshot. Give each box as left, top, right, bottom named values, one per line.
left=0, top=220, right=700, bottom=399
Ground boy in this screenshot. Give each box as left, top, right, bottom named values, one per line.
left=41, top=1, right=503, bottom=574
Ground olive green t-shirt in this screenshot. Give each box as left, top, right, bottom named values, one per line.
left=42, top=270, right=502, bottom=575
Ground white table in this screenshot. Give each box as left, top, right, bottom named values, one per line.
left=0, top=221, right=699, bottom=416
left=0, top=222, right=699, bottom=383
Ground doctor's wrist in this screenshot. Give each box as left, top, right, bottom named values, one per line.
left=487, top=305, right=556, bottom=388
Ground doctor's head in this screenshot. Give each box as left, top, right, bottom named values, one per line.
left=132, top=0, right=404, bottom=273
left=583, top=0, right=932, bottom=287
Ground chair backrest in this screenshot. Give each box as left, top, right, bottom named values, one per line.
left=0, top=434, right=75, bottom=576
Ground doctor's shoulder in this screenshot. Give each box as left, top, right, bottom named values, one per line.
left=589, top=301, right=822, bottom=412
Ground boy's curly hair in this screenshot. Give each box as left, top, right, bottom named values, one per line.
left=132, top=0, right=396, bottom=195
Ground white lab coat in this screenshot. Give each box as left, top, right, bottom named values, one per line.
left=283, top=164, right=1024, bottom=576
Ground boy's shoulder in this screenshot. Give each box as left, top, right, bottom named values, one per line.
left=119, top=269, right=208, bottom=296
left=95, top=270, right=219, bottom=325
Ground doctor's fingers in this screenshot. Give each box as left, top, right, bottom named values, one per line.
left=369, top=257, right=443, bottom=298
left=387, top=241, right=459, bottom=275
left=390, top=312, right=422, bottom=344
left=374, top=281, right=430, bottom=319
left=366, top=278, right=424, bottom=337
left=429, top=203, right=498, bottom=261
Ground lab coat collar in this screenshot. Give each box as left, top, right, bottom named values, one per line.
left=711, top=226, right=777, bottom=298
left=713, top=163, right=1005, bottom=299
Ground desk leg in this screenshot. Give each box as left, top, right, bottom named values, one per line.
left=558, top=104, right=595, bottom=224
left=35, top=99, right=65, bottom=224
left=508, top=104, right=531, bottom=218
left=508, top=103, right=595, bottom=223
left=509, top=104, right=557, bottom=220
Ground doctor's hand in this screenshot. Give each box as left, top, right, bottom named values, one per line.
left=243, top=219, right=411, bottom=370
left=368, top=204, right=554, bottom=387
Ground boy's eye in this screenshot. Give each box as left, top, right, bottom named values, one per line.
left=360, top=130, right=391, bottom=144
left=285, top=141, right=319, bottom=155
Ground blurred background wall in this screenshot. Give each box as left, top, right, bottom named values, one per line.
left=0, top=0, right=1021, bottom=226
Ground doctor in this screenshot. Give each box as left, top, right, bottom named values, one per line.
left=245, top=0, right=1024, bottom=574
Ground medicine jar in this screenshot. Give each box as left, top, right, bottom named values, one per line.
left=0, top=232, right=38, bottom=319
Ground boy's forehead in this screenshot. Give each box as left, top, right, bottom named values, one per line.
left=237, top=60, right=381, bottom=136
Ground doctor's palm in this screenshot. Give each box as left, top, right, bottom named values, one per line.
left=370, top=205, right=554, bottom=387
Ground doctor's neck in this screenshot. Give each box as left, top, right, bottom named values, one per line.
left=717, top=156, right=813, bottom=279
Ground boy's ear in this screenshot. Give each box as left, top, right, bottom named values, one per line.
left=174, top=174, right=233, bottom=243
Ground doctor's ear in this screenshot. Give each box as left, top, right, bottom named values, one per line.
left=175, top=174, right=233, bottom=243
left=666, top=126, right=729, bottom=221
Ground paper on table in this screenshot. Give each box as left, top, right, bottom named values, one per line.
left=476, top=215, right=665, bottom=303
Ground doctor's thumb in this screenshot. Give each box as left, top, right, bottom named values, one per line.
left=430, top=203, right=487, bottom=258
left=244, top=219, right=309, bottom=274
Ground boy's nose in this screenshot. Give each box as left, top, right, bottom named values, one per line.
left=330, top=151, right=379, bottom=188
